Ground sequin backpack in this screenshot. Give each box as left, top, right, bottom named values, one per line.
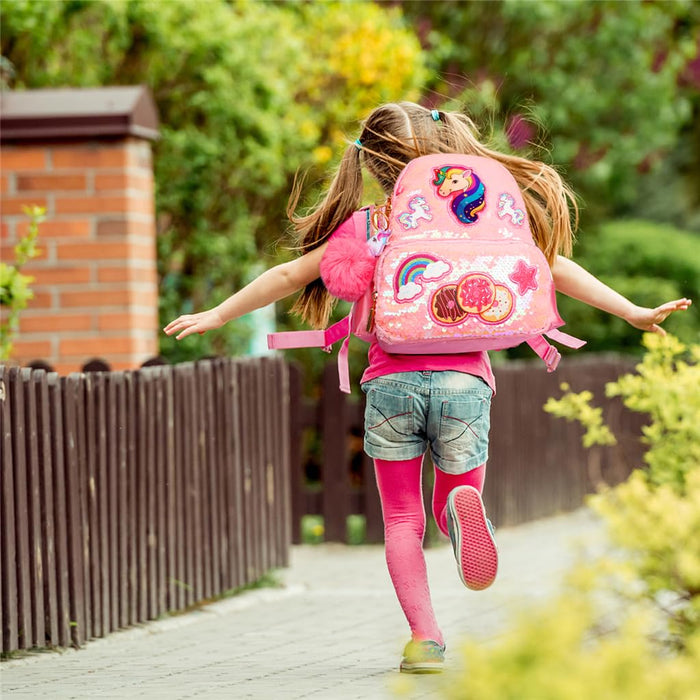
left=269, top=154, right=584, bottom=392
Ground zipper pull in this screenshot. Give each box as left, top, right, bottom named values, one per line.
left=366, top=291, right=378, bottom=333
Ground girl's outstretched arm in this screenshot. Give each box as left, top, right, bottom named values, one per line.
left=164, top=243, right=328, bottom=340
left=551, top=256, right=692, bottom=335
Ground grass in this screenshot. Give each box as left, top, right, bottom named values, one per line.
left=161, top=570, right=283, bottom=618
left=301, top=514, right=367, bottom=544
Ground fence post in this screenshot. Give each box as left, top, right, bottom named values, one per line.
left=228, top=361, right=246, bottom=589
left=287, top=364, right=305, bottom=545
left=35, top=369, right=59, bottom=644
left=9, top=368, right=33, bottom=649
left=1, top=366, right=18, bottom=652
left=61, top=374, right=87, bottom=647
left=275, top=358, right=292, bottom=567
left=321, top=363, right=349, bottom=542
left=22, top=368, right=46, bottom=648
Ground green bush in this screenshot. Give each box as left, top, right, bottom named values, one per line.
left=0, top=206, right=44, bottom=360
left=557, top=220, right=700, bottom=354
left=300, top=514, right=367, bottom=545
left=547, top=334, right=700, bottom=645
left=548, top=334, right=700, bottom=489
left=575, top=221, right=700, bottom=295
left=1, top=0, right=425, bottom=363
left=432, top=604, right=700, bottom=700
left=416, top=336, right=700, bottom=698
left=591, top=469, right=700, bottom=647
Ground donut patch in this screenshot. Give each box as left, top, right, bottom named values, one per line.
left=479, top=284, right=514, bottom=324
left=430, top=274, right=516, bottom=327
left=456, top=273, right=496, bottom=314
left=430, top=285, right=469, bottom=325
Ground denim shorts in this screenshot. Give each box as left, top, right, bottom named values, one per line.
left=361, top=371, right=492, bottom=474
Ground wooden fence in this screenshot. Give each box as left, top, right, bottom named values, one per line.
left=0, top=357, right=291, bottom=653
left=1, top=351, right=646, bottom=651
left=288, top=356, right=645, bottom=544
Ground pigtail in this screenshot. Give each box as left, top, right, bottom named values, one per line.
left=289, top=143, right=364, bottom=328
left=513, top=159, right=578, bottom=263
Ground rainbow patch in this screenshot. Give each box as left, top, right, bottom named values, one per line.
left=393, top=254, right=452, bottom=303
left=396, top=255, right=438, bottom=287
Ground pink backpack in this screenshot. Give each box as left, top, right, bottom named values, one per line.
left=269, top=154, right=584, bottom=392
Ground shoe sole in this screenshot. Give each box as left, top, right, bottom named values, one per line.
left=448, top=486, right=498, bottom=591
left=399, top=662, right=444, bottom=674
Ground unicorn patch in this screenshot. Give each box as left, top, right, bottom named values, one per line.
left=497, top=193, right=525, bottom=226
left=432, top=165, right=486, bottom=225
left=398, top=196, right=433, bottom=230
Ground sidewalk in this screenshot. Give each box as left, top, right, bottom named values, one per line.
left=1, top=508, right=607, bottom=700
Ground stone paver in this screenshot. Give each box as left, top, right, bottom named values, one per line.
left=1, top=508, right=606, bottom=699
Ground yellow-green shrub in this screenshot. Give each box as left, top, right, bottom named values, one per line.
left=414, top=337, right=700, bottom=698
left=604, top=334, right=700, bottom=490
left=0, top=205, right=44, bottom=360
left=547, top=334, right=700, bottom=645
left=590, top=469, right=700, bottom=646
left=435, top=604, right=700, bottom=700
left=546, top=333, right=700, bottom=490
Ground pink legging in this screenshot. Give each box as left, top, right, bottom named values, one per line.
left=374, top=456, right=486, bottom=645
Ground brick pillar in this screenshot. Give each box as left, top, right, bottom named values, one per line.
left=1, top=87, right=159, bottom=373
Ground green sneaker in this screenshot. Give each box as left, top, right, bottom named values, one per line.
left=399, top=639, right=445, bottom=674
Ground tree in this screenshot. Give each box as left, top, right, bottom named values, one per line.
left=1, top=0, right=425, bottom=361
left=401, top=0, right=699, bottom=227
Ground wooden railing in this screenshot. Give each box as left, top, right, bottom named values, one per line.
left=2, top=352, right=644, bottom=653
left=0, top=357, right=291, bottom=652
left=288, top=356, right=644, bottom=544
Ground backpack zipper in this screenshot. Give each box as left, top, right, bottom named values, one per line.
left=366, top=291, right=378, bottom=333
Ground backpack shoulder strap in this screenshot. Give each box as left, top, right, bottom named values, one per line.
left=268, top=207, right=380, bottom=395
left=267, top=316, right=350, bottom=351
left=527, top=330, right=586, bottom=372
left=267, top=318, right=353, bottom=394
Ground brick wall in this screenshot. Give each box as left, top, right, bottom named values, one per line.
left=1, top=136, right=159, bottom=374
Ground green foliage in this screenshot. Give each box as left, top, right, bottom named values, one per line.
left=426, top=336, right=700, bottom=697
left=605, top=334, right=700, bottom=489
left=544, top=381, right=617, bottom=448
left=544, top=334, right=700, bottom=643
left=591, top=469, right=700, bottom=645
left=557, top=219, right=700, bottom=354
left=547, top=334, right=700, bottom=489
left=424, top=602, right=700, bottom=700
left=405, top=0, right=699, bottom=224
left=1, top=0, right=425, bottom=363
left=300, top=514, right=367, bottom=545
left=0, top=206, right=44, bottom=360
left=575, top=220, right=700, bottom=300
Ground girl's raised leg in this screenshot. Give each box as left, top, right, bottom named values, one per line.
left=431, top=465, right=486, bottom=537
left=432, top=464, right=498, bottom=591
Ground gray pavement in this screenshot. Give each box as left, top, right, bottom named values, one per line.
left=1, top=508, right=607, bottom=700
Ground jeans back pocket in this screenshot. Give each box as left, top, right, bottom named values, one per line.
left=364, top=388, right=414, bottom=441
left=434, top=396, right=490, bottom=471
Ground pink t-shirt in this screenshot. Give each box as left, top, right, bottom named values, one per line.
left=330, top=214, right=496, bottom=393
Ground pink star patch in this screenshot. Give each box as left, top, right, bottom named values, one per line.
left=509, top=259, right=538, bottom=295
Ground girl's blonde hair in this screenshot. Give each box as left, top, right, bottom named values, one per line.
left=290, top=101, right=578, bottom=328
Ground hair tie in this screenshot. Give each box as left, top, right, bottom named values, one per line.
left=354, top=138, right=363, bottom=151
left=431, top=109, right=441, bottom=122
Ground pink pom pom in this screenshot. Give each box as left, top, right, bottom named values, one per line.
left=320, top=233, right=376, bottom=302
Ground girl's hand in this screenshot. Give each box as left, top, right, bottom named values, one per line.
left=625, top=298, right=692, bottom=335
left=163, top=308, right=225, bottom=340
